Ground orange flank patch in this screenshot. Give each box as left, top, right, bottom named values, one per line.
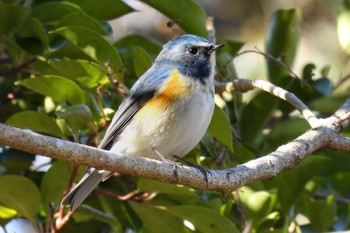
left=135, top=69, right=190, bottom=120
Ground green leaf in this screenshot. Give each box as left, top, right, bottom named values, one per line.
left=216, top=40, right=244, bottom=79
left=275, top=155, right=331, bottom=213
left=51, top=26, right=123, bottom=75
left=138, top=179, right=197, bottom=197
left=302, top=63, right=316, bottom=81
left=138, top=179, right=201, bottom=205
left=321, top=64, right=331, bottom=77
left=64, top=0, right=134, bottom=20
left=41, top=161, right=83, bottom=214
left=133, top=47, right=153, bottom=77
left=140, top=0, right=207, bottom=37
left=56, top=12, right=109, bottom=35
left=310, top=93, right=350, bottom=114
left=0, top=149, right=36, bottom=174
left=32, top=2, right=82, bottom=23
left=244, top=191, right=274, bottom=223
left=31, top=17, right=50, bottom=51
left=219, top=40, right=244, bottom=56
left=267, top=118, right=310, bottom=148
left=0, top=175, right=41, bottom=220
left=240, top=92, right=279, bottom=147
left=18, top=75, right=86, bottom=105
left=265, top=9, right=301, bottom=85
left=55, top=104, right=94, bottom=132
left=207, top=105, right=234, bottom=152
left=0, top=3, right=30, bottom=35
left=5, top=111, right=65, bottom=138
left=302, top=195, right=336, bottom=231
left=114, top=34, right=161, bottom=58
left=332, top=171, right=350, bottom=194
left=237, top=187, right=276, bottom=224
left=48, top=59, right=108, bottom=88
left=130, top=202, right=185, bottom=233
left=167, top=205, right=240, bottom=233
left=56, top=104, right=93, bottom=122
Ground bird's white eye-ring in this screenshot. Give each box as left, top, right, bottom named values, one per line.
left=188, top=47, right=198, bottom=55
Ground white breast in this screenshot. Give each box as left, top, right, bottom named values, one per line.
left=111, top=84, right=215, bottom=160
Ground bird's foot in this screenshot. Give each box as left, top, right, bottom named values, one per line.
left=173, top=155, right=211, bottom=187
left=151, top=147, right=182, bottom=181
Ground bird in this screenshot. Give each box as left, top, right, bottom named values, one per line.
left=61, top=34, right=224, bottom=211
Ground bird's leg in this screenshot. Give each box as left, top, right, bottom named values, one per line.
left=151, top=147, right=181, bottom=181
left=173, top=155, right=210, bottom=187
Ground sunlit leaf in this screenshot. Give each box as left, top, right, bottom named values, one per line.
left=48, top=59, right=108, bottom=88
left=0, top=205, right=17, bottom=219
left=244, top=191, right=274, bottom=223
left=0, top=175, right=41, bottom=220
left=18, top=75, right=86, bottom=105
left=51, top=26, right=123, bottom=75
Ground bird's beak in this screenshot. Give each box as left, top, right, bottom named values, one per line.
left=211, top=43, right=225, bottom=51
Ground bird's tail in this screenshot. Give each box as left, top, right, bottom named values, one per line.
left=61, top=168, right=109, bottom=211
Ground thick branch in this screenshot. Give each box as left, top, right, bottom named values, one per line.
left=328, top=136, right=350, bottom=151
left=0, top=98, right=349, bottom=193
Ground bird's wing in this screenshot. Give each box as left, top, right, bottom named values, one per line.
left=97, top=67, right=172, bottom=150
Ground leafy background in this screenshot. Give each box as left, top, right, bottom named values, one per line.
left=0, top=0, right=350, bottom=232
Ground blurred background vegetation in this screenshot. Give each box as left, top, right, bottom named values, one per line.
left=0, top=0, right=350, bottom=232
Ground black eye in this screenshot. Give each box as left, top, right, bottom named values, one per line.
left=188, top=47, right=198, bottom=55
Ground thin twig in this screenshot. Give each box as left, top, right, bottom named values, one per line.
left=0, top=57, right=37, bottom=76
left=218, top=48, right=304, bottom=84
left=94, top=189, right=143, bottom=202
left=333, top=73, right=350, bottom=90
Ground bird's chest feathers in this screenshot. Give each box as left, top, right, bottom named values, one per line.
left=138, top=69, right=192, bottom=117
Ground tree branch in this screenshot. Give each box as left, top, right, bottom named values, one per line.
left=0, top=97, right=349, bottom=193
left=216, top=79, right=319, bottom=128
